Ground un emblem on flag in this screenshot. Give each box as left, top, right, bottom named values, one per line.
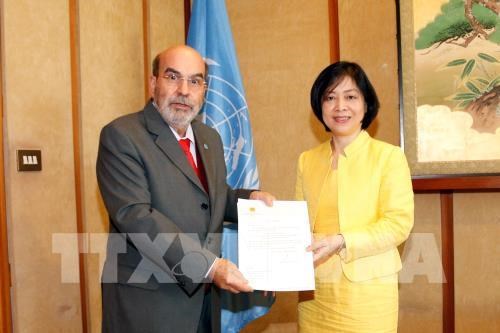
left=201, top=60, right=259, bottom=189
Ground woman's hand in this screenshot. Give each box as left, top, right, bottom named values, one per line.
left=307, top=234, right=345, bottom=263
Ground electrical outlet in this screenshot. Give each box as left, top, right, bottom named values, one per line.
left=17, top=149, right=42, bottom=171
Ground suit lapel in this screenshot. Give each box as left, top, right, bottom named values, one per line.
left=144, top=103, right=207, bottom=194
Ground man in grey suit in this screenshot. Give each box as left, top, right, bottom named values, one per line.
left=97, top=45, right=274, bottom=332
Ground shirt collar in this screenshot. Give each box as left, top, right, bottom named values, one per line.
left=327, top=130, right=370, bottom=158
left=169, top=124, right=195, bottom=143
left=343, top=130, right=370, bottom=157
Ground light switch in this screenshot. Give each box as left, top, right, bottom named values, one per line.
left=17, top=150, right=42, bottom=171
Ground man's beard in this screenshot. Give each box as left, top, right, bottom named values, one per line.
left=158, top=96, right=201, bottom=130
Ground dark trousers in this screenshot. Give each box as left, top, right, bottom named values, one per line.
left=197, top=289, right=212, bottom=333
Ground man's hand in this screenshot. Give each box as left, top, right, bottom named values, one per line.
left=210, top=258, right=253, bottom=293
left=249, top=190, right=275, bottom=206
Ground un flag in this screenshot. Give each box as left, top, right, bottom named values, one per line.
left=187, top=0, right=259, bottom=190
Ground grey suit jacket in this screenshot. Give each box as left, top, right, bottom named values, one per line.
left=97, top=101, right=251, bottom=333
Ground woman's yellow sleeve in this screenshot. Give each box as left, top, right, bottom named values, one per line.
left=341, top=148, right=414, bottom=263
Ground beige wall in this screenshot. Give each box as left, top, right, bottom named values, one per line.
left=453, top=192, right=500, bottom=333
left=338, top=0, right=400, bottom=145
left=2, top=0, right=184, bottom=332
left=149, top=0, right=185, bottom=65
left=3, top=0, right=82, bottom=331
left=228, top=0, right=331, bottom=201
left=1, top=0, right=499, bottom=332
left=79, top=1, right=145, bottom=331
left=79, top=1, right=185, bottom=332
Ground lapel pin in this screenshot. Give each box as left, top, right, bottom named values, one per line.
left=203, top=144, right=209, bottom=149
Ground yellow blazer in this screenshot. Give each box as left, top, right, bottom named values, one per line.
left=295, top=131, right=414, bottom=282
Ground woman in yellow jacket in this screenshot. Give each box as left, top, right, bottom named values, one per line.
left=296, top=61, right=414, bottom=332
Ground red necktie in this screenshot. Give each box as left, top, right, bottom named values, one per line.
left=178, top=138, right=208, bottom=192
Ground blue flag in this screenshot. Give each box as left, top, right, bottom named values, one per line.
left=187, top=0, right=259, bottom=189
left=187, top=0, right=274, bottom=332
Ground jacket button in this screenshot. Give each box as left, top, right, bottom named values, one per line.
left=201, top=203, right=209, bottom=210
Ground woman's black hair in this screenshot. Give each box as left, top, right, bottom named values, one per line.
left=310, top=61, right=380, bottom=131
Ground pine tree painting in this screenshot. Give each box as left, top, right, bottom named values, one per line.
left=413, top=0, right=500, bottom=162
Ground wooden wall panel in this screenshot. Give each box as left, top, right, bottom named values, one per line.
left=228, top=0, right=331, bottom=202
left=338, top=0, right=400, bottom=145
left=78, top=1, right=144, bottom=331
left=69, top=1, right=88, bottom=331
left=0, top=0, right=13, bottom=330
left=2, top=0, right=82, bottom=331
left=454, top=192, right=500, bottom=333
left=78, top=1, right=185, bottom=331
left=149, top=0, right=185, bottom=74
left=398, top=193, right=443, bottom=333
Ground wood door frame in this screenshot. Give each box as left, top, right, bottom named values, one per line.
left=0, top=0, right=13, bottom=329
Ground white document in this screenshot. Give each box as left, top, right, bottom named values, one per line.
left=237, top=199, right=315, bottom=291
